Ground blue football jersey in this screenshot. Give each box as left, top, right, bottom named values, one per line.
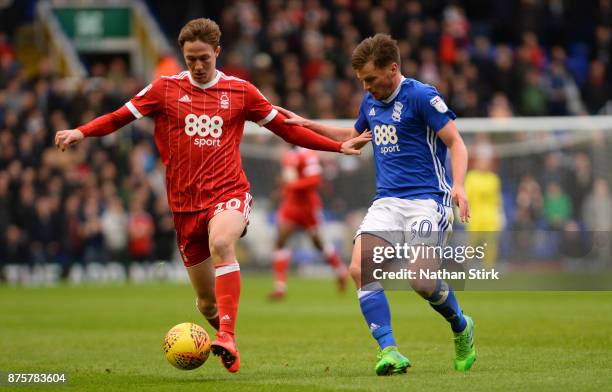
left=354, top=77, right=456, bottom=206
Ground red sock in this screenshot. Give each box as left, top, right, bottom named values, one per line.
left=324, top=246, right=344, bottom=273
left=272, top=249, right=290, bottom=288
left=215, top=262, right=241, bottom=335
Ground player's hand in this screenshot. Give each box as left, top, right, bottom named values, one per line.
left=274, top=105, right=312, bottom=128
left=54, top=129, right=84, bottom=151
left=340, top=130, right=372, bottom=155
left=452, top=185, right=470, bottom=223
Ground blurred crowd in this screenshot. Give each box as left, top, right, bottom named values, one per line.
left=1, top=0, right=612, bottom=269
left=467, top=134, right=612, bottom=232
left=0, top=50, right=177, bottom=267
left=165, top=0, right=612, bottom=118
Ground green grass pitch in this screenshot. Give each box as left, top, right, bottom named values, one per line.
left=1, top=276, right=611, bottom=391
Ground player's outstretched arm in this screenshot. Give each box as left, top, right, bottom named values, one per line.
left=438, top=120, right=470, bottom=223
left=265, top=112, right=371, bottom=155
left=274, top=106, right=359, bottom=142
left=341, top=131, right=372, bottom=154
left=54, top=106, right=136, bottom=151
left=54, top=129, right=84, bottom=151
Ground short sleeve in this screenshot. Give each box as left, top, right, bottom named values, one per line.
left=418, top=85, right=456, bottom=132
left=354, top=95, right=369, bottom=134
left=245, top=82, right=277, bottom=125
left=126, top=78, right=164, bottom=119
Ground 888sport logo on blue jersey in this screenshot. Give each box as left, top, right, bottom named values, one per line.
left=373, top=124, right=399, bottom=155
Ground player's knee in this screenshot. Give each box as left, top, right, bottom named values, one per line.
left=209, top=236, right=234, bottom=259
left=196, top=297, right=217, bottom=318
left=409, top=278, right=435, bottom=298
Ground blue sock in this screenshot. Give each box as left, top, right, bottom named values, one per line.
left=358, top=284, right=396, bottom=349
left=427, top=280, right=467, bottom=333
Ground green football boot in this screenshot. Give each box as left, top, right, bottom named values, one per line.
left=375, top=346, right=411, bottom=376
left=453, top=315, right=476, bottom=371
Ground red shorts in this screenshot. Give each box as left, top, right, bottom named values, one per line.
left=173, top=192, right=253, bottom=267
left=277, top=203, right=322, bottom=229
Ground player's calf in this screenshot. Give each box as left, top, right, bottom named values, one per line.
left=348, top=261, right=361, bottom=286
left=323, top=245, right=348, bottom=292
left=336, top=265, right=349, bottom=293
left=269, top=249, right=290, bottom=300
left=424, top=279, right=467, bottom=333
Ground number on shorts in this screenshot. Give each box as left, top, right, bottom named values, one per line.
left=214, top=198, right=242, bottom=215
left=410, top=219, right=432, bottom=241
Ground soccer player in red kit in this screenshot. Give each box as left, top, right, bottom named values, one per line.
left=269, top=146, right=348, bottom=299
left=54, top=18, right=371, bottom=373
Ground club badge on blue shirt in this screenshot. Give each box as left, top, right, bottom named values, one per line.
left=392, top=101, right=403, bottom=122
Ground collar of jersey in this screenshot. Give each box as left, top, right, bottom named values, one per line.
left=381, top=76, right=406, bottom=104
left=188, top=70, right=221, bottom=90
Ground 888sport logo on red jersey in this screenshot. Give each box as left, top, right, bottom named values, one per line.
left=184, top=114, right=223, bottom=147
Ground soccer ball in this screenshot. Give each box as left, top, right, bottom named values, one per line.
left=163, top=322, right=211, bottom=370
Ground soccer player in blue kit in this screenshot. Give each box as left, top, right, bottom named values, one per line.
left=276, top=34, right=476, bottom=376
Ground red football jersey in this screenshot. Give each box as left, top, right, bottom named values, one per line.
left=125, top=70, right=277, bottom=212
left=280, top=147, right=322, bottom=208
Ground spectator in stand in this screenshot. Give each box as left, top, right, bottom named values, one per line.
left=541, top=152, right=566, bottom=187
left=81, top=194, right=105, bottom=263
left=582, top=178, right=612, bottom=231
left=566, top=153, right=593, bottom=220
left=543, top=181, right=572, bottom=229
left=153, top=195, right=176, bottom=262
left=220, top=50, right=251, bottom=81
left=31, top=196, right=62, bottom=263
left=127, top=196, right=155, bottom=262
left=2, top=225, right=30, bottom=265
left=62, top=193, right=83, bottom=267
left=154, top=53, right=182, bottom=79
left=514, top=175, right=543, bottom=230
left=582, top=60, right=610, bottom=114
left=582, top=178, right=612, bottom=264
left=521, top=68, right=547, bottom=116
left=101, top=196, right=128, bottom=263
left=0, top=171, right=10, bottom=238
